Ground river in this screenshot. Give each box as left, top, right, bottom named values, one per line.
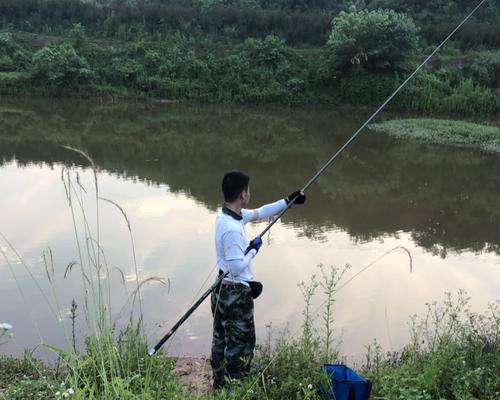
left=0, top=97, right=499, bottom=362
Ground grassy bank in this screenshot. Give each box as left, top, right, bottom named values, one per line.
left=371, top=118, right=500, bottom=154
left=1, top=2, right=500, bottom=114
left=1, top=291, right=499, bottom=400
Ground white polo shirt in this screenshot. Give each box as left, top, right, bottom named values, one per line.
left=215, top=200, right=287, bottom=285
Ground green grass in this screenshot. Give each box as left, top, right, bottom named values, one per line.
left=371, top=118, right=500, bottom=154
left=1, top=290, right=499, bottom=399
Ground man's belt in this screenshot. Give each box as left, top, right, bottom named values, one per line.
left=217, top=270, right=263, bottom=299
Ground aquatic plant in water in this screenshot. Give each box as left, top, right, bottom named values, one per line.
left=371, top=118, right=500, bottom=154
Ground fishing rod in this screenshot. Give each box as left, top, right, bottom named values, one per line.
left=148, top=0, right=488, bottom=357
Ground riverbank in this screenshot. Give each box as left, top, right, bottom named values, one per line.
left=1, top=29, right=499, bottom=117
left=371, top=118, right=500, bottom=154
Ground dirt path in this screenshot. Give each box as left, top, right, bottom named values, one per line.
left=173, top=357, right=212, bottom=395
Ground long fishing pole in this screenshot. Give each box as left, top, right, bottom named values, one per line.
left=148, top=0, right=488, bottom=357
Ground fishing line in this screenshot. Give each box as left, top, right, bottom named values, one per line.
left=149, top=0, right=488, bottom=356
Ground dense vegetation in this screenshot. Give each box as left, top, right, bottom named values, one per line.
left=0, top=1, right=499, bottom=115
left=1, top=0, right=499, bottom=46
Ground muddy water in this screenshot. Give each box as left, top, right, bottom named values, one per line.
left=0, top=97, right=499, bottom=361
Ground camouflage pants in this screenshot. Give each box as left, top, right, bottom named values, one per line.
left=210, top=283, right=255, bottom=388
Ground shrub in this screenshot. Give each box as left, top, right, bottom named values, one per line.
left=0, top=71, right=31, bottom=93
left=213, top=35, right=308, bottom=104
left=398, top=71, right=452, bottom=113
left=0, top=32, right=31, bottom=72
left=339, top=71, right=397, bottom=105
left=68, top=23, right=88, bottom=50
left=31, top=44, right=92, bottom=92
left=443, top=79, right=498, bottom=116
left=327, top=6, right=419, bottom=73
left=467, top=50, right=500, bottom=88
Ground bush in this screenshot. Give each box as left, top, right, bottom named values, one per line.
left=0, top=71, right=31, bottom=93
left=339, top=71, right=397, bottom=105
left=327, top=6, right=419, bottom=73
left=395, top=72, right=498, bottom=116
left=467, top=51, right=500, bottom=88
left=31, top=43, right=92, bottom=92
left=0, top=33, right=31, bottom=72
left=68, top=23, right=88, bottom=50
left=398, top=71, right=453, bottom=113
left=443, top=79, right=498, bottom=116
left=212, top=35, right=309, bottom=104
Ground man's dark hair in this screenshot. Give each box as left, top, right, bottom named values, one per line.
left=222, top=171, right=250, bottom=202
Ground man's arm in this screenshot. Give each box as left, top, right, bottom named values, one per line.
left=241, top=199, right=287, bottom=223
left=223, top=231, right=258, bottom=276
left=241, top=191, right=306, bottom=223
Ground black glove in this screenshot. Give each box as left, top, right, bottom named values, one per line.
left=285, top=190, right=306, bottom=205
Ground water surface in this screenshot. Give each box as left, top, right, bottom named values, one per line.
left=0, top=97, right=499, bottom=361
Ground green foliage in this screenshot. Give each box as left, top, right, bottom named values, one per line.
left=63, top=325, right=181, bottom=399
left=0, top=21, right=499, bottom=113
left=0, top=0, right=499, bottom=49
left=443, top=79, right=498, bottom=116
left=31, top=44, right=92, bottom=92
left=371, top=118, right=500, bottom=154
left=0, top=33, right=31, bottom=72
left=68, top=23, right=88, bottom=50
left=5, top=378, right=61, bottom=400
left=397, top=72, right=499, bottom=116
left=339, top=71, right=397, bottom=105
left=0, top=72, right=31, bottom=93
left=397, top=71, right=451, bottom=112
left=365, top=292, right=500, bottom=400
left=212, top=35, right=309, bottom=104
left=0, top=354, right=54, bottom=391
left=327, top=7, right=419, bottom=73
left=466, top=50, right=500, bottom=88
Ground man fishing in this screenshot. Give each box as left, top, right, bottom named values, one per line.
left=211, top=170, right=306, bottom=389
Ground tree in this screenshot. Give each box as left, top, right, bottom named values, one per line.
left=0, top=33, right=31, bottom=72
left=327, top=6, right=419, bottom=73
left=31, top=44, right=92, bottom=90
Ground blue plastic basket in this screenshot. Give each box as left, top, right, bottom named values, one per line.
left=323, top=364, right=372, bottom=400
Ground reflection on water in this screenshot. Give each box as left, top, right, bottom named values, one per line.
left=0, top=97, right=499, bottom=360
